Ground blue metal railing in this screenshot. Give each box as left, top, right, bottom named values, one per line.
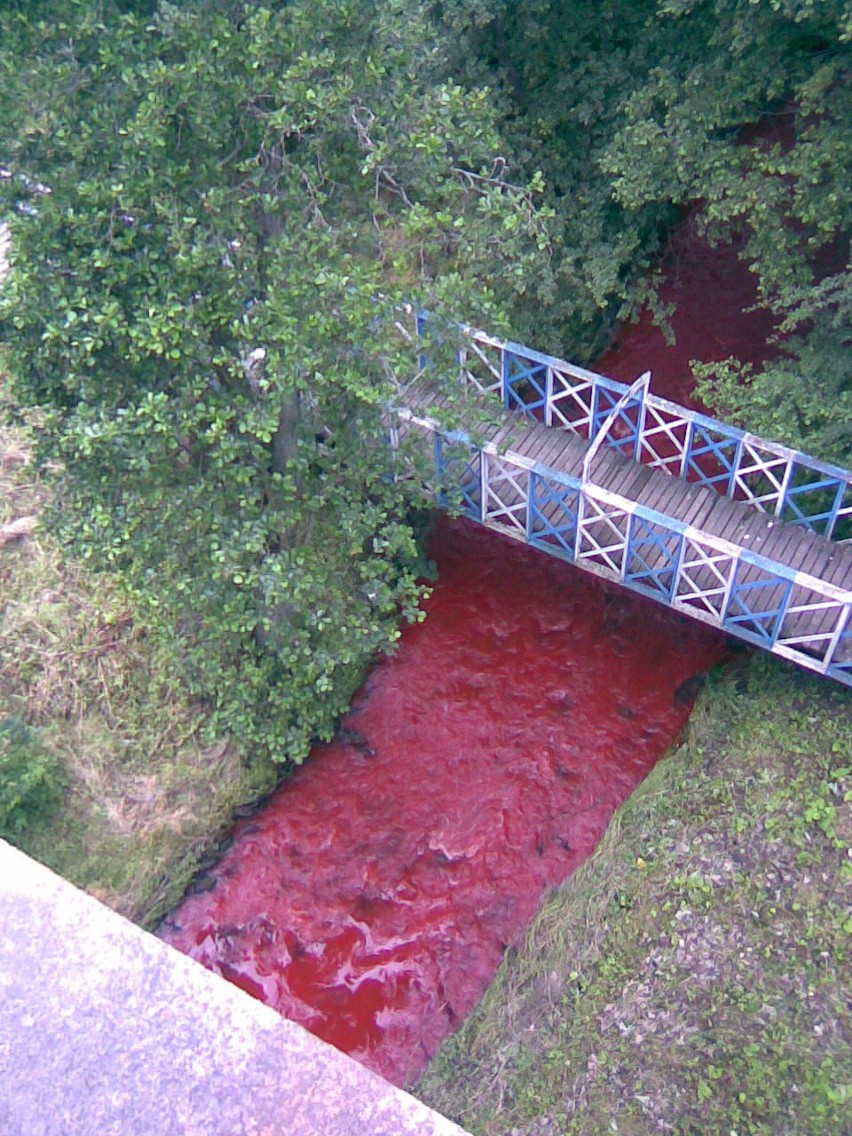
left=415, top=316, right=852, bottom=543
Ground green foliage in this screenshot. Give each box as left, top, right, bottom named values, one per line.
left=0, top=715, right=63, bottom=838
left=0, top=0, right=551, bottom=763
left=601, top=0, right=852, bottom=464
left=1, top=0, right=849, bottom=767
left=437, top=0, right=675, bottom=357
left=442, top=0, right=851, bottom=463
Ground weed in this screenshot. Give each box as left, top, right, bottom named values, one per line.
left=0, top=713, right=63, bottom=835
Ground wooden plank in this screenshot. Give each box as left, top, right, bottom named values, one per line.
left=490, top=420, right=529, bottom=451
left=792, top=543, right=836, bottom=584
left=513, top=429, right=561, bottom=470
left=595, top=450, right=636, bottom=490
left=694, top=496, right=738, bottom=538
left=601, top=465, right=643, bottom=500
left=783, top=530, right=841, bottom=580
left=665, top=493, right=710, bottom=532
left=716, top=504, right=761, bottom=546
left=823, top=547, right=852, bottom=588
left=611, top=463, right=655, bottom=502
left=750, top=520, right=800, bottom=565
left=640, top=476, right=695, bottom=520
left=518, top=430, right=568, bottom=468
left=540, top=434, right=588, bottom=475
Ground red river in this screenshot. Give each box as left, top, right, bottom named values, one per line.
left=160, top=223, right=774, bottom=1086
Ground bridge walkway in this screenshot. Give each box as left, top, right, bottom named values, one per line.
left=398, top=380, right=852, bottom=680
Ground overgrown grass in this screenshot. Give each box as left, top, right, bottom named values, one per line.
left=1, top=382, right=276, bottom=925
left=416, top=658, right=851, bottom=1135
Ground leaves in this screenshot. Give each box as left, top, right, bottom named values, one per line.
left=0, top=0, right=551, bottom=764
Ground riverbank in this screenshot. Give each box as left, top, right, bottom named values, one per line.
left=4, top=370, right=851, bottom=1131
left=0, top=375, right=279, bottom=925
left=415, top=657, right=851, bottom=1135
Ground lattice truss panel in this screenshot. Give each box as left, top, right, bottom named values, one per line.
left=435, top=437, right=482, bottom=518
left=684, top=424, right=739, bottom=492
left=452, top=325, right=852, bottom=546
left=673, top=538, right=738, bottom=618
left=775, top=583, right=852, bottom=666
left=546, top=369, right=597, bottom=438
left=598, top=390, right=643, bottom=460
left=733, top=442, right=791, bottom=513
left=529, top=474, right=581, bottom=558
left=504, top=351, right=548, bottom=417
left=576, top=496, right=630, bottom=574
left=780, top=468, right=852, bottom=540
left=458, top=337, right=503, bottom=398
left=481, top=454, right=530, bottom=534
left=827, top=614, right=852, bottom=680
left=723, top=561, right=794, bottom=645
left=636, top=403, right=690, bottom=476
left=623, top=515, right=683, bottom=600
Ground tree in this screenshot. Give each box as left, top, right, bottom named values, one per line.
left=444, top=0, right=851, bottom=461
left=602, top=0, right=852, bottom=463
left=0, top=0, right=551, bottom=762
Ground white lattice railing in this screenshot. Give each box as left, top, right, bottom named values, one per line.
left=414, top=316, right=852, bottom=544
left=394, top=402, right=852, bottom=687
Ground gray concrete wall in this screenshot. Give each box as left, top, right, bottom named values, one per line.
left=0, top=841, right=470, bottom=1136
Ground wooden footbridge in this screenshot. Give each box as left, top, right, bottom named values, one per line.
left=392, top=324, right=852, bottom=688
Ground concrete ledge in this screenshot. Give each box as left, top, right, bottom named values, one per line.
left=0, top=841, right=469, bottom=1136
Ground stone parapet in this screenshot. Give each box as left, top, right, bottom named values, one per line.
left=0, top=841, right=469, bottom=1136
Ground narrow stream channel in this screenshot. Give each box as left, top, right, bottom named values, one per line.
left=160, top=224, right=773, bottom=1086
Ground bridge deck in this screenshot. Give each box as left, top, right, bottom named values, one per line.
left=401, top=384, right=852, bottom=671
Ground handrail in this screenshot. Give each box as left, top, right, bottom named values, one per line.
left=451, top=324, right=852, bottom=542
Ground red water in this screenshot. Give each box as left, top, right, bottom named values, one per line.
left=597, top=213, right=778, bottom=407
left=161, top=231, right=772, bottom=1087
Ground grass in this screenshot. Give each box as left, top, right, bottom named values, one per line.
left=415, top=658, right=851, bottom=1135
left=0, top=380, right=276, bottom=926
left=2, top=250, right=849, bottom=1126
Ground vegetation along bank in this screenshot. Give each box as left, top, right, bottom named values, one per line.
left=1, top=1, right=849, bottom=1130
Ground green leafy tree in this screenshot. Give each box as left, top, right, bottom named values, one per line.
left=603, top=0, right=852, bottom=462
left=0, top=0, right=551, bottom=762
left=436, top=0, right=675, bottom=358
left=440, top=0, right=851, bottom=462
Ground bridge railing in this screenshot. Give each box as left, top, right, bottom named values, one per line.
left=443, top=326, right=852, bottom=544
left=424, top=425, right=852, bottom=686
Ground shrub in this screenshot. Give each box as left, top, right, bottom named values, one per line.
left=0, top=714, right=63, bottom=839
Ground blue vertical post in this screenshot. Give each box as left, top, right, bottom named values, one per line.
left=769, top=579, right=795, bottom=647
left=588, top=382, right=599, bottom=442
left=668, top=530, right=687, bottom=604
left=634, top=380, right=648, bottom=463
left=573, top=490, right=586, bottom=561
left=681, top=419, right=695, bottom=481
left=416, top=311, right=427, bottom=373
left=727, top=437, right=744, bottom=498
left=434, top=435, right=446, bottom=506
left=825, top=480, right=847, bottom=540
left=775, top=458, right=795, bottom=518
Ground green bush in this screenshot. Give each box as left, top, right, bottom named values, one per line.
left=0, top=715, right=63, bottom=838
